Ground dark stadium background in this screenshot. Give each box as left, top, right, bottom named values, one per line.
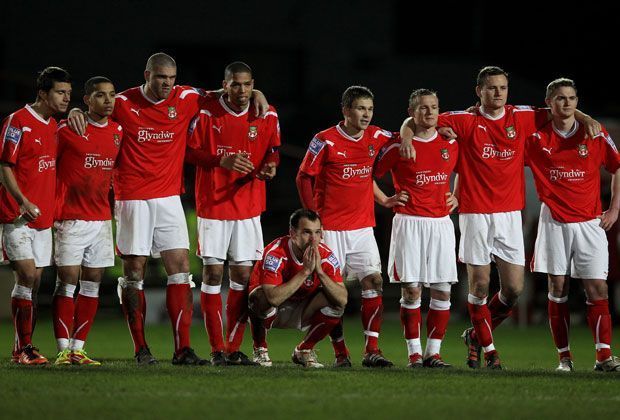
left=1, top=1, right=619, bottom=324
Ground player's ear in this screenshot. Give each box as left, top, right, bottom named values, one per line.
left=475, top=85, right=482, bottom=98
left=222, top=79, right=228, bottom=90
left=144, top=70, right=150, bottom=83
left=545, top=97, right=551, bottom=108
left=83, top=95, right=90, bottom=107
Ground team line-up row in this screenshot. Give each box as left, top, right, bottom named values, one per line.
left=0, top=54, right=619, bottom=372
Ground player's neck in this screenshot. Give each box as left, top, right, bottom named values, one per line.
left=340, top=122, right=364, bottom=139
left=30, top=100, right=53, bottom=120
left=143, top=84, right=163, bottom=102
left=479, top=105, right=504, bottom=119
left=224, top=96, right=248, bottom=114
left=552, top=116, right=576, bottom=133
left=413, top=126, right=436, bottom=140
left=291, top=241, right=303, bottom=261
left=87, top=111, right=108, bottom=125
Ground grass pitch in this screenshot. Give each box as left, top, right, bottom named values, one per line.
left=1, top=316, right=619, bottom=419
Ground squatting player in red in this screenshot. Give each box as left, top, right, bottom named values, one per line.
left=248, top=209, right=347, bottom=368
left=187, top=62, right=280, bottom=366
left=68, top=53, right=269, bottom=365
left=297, top=86, right=400, bottom=367
left=526, top=78, right=620, bottom=372
left=0, top=67, right=72, bottom=365
left=52, top=77, right=122, bottom=366
left=374, top=89, right=459, bottom=368
left=400, top=66, right=600, bottom=369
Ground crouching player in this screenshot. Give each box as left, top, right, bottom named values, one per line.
left=52, top=77, right=122, bottom=365
left=526, top=78, right=620, bottom=372
left=374, top=89, right=459, bottom=368
left=248, top=209, right=347, bottom=368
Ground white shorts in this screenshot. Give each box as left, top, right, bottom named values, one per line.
left=2, top=224, right=52, bottom=267
left=532, top=203, right=608, bottom=279
left=459, top=211, right=525, bottom=266
left=197, top=216, right=263, bottom=263
left=0, top=224, right=7, bottom=265
left=115, top=196, right=189, bottom=258
left=271, top=298, right=311, bottom=331
left=388, top=214, right=457, bottom=285
left=323, top=227, right=381, bottom=281
left=54, top=220, right=115, bottom=268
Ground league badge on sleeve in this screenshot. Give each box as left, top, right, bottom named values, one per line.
left=248, top=126, right=258, bottom=141
left=327, top=253, right=340, bottom=270
left=263, top=254, right=281, bottom=273
left=4, top=126, right=22, bottom=145
left=440, top=148, right=449, bottom=160
left=578, top=144, right=589, bottom=158
left=168, top=106, right=177, bottom=120
left=308, top=137, right=325, bottom=156
left=505, top=126, right=516, bottom=139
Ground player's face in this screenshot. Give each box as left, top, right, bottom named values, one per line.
left=291, top=218, right=323, bottom=251
left=84, top=82, right=116, bottom=117
left=145, top=65, right=176, bottom=100
left=409, top=95, right=439, bottom=129
left=546, top=86, right=578, bottom=119
left=41, top=82, right=72, bottom=114
left=476, top=75, right=508, bottom=110
left=343, top=98, right=374, bottom=131
left=223, top=72, right=254, bottom=109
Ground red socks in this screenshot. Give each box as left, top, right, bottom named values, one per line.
left=467, top=294, right=495, bottom=355
left=548, top=294, right=571, bottom=359
left=298, top=308, right=341, bottom=350
left=361, top=291, right=383, bottom=353
left=201, top=284, right=225, bottom=353
left=587, top=299, right=613, bottom=362
left=225, top=284, right=249, bottom=353
left=166, top=278, right=193, bottom=353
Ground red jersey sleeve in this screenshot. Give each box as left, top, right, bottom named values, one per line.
left=374, top=138, right=401, bottom=179
left=600, top=130, right=620, bottom=173
left=438, top=111, right=475, bottom=140
left=1, top=114, right=24, bottom=164
left=259, top=252, right=285, bottom=286
left=320, top=248, right=343, bottom=283
left=298, top=134, right=328, bottom=177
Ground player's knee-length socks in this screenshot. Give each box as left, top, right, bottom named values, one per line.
left=11, top=284, right=34, bottom=350
left=586, top=299, right=613, bottom=362
left=361, top=290, right=383, bottom=353
left=166, top=273, right=194, bottom=353
left=467, top=294, right=496, bottom=355
left=548, top=294, right=571, bottom=359
left=119, top=278, right=147, bottom=353
left=298, top=307, right=342, bottom=350
left=225, top=281, right=249, bottom=353
left=200, top=283, right=225, bottom=353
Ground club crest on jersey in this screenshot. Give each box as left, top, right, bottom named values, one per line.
left=113, top=134, right=121, bottom=147
left=440, top=148, right=449, bottom=160
left=168, top=106, right=177, bottom=120
left=368, top=145, right=375, bottom=157
left=248, top=126, right=258, bottom=141
left=4, top=126, right=22, bottom=145
left=304, top=275, right=314, bottom=287
left=578, top=144, right=589, bottom=158
left=505, top=126, right=516, bottom=139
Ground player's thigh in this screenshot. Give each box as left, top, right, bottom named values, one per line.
left=570, top=219, right=608, bottom=281
left=82, top=220, right=115, bottom=269
left=228, top=216, right=264, bottom=262
left=81, top=266, right=106, bottom=283
left=345, top=228, right=381, bottom=282
left=532, top=204, right=571, bottom=276
left=196, top=217, right=233, bottom=260
left=490, top=211, right=525, bottom=266
left=114, top=199, right=156, bottom=257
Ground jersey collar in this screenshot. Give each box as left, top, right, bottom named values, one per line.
left=219, top=95, right=249, bottom=117
left=140, top=85, right=167, bottom=105
left=25, top=104, right=51, bottom=125
left=479, top=106, right=506, bottom=121
left=336, top=122, right=363, bottom=142
left=413, top=130, right=438, bottom=143
left=552, top=120, right=580, bottom=139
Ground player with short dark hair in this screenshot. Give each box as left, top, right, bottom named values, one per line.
left=1, top=66, right=72, bottom=365
left=186, top=61, right=280, bottom=366
left=526, top=78, right=620, bottom=372
left=52, top=76, right=122, bottom=366
left=375, top=89, right=458, bottom=368
left=296, top=85, right=402, bottom=368
left=248, top=209, right=347, bottom=368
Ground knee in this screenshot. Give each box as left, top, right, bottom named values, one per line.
left=203, top=266, right=224, bottom=286
left=362, top=273, right=383, bottom=291
left=501, top=282, right=524, bottom=301
left=401, top=286, right=421, bottom=303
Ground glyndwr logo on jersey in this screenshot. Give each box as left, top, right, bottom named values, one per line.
left=137, top=127, right=174, bottom=143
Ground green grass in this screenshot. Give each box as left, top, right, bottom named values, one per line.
left=1, top=316, right=619, bottom=419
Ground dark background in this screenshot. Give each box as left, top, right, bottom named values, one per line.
left=1, top=1, right=619, bottom=322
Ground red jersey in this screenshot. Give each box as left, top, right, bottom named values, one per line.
left=439, top=105, right=548, bottom=213
left=249, top=236, right=342, bottom=302
left=55, top=118, right=122, bottom=221
left=525, top=122, right=620, bottom=223
left=188, top=96, right=280, bottom=220
left=298, top=124, right=392, bottom=230
left=375, top=132, right=458, bottom=217
left=112, top=85, right=212, bottom=200
left=0, top=105, right=57, bottom=228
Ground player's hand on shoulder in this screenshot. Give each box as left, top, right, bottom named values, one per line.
left=256, top=162, right=277, bottom=180
left=438, top=126, right=457, bottom=140
left=252, top=89, right=269, bottom=118
left=67, top=108, right=87, bottom=136
left=446, top=192, right=459, bottom=213
left=583, top=116, right=602, bottom=139
left=598, top=207, right=619, bottom=231
left=220, top=153, right=255, bottom=174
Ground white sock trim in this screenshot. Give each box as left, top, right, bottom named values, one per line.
left=78, top=280, right=100, bottom=298
left=482, top=344, right=495, bottom=353
left=424, top=338, right=442, bottom=358
left=364, top=330, right=379, bottom=338
left=11, top=284, right=32, bottom=300
left=117, top=277, right=143, bottom=304
left=596, top=343, right=611, bottom=350
left=405, top=338, right=422, bottom=356
left=201, top=283, right=221, bottom=294
left=429, top=298, right=451, bottom=311
left=320, top=306, right=343, bottom=318
left=229, top=280, right=246, bottom=291
left=400, top=298, right=421, bottom=310
left=167, top=272, right=190, bottom=285
left=361, top=289, right=381, bottom=299
left=557, top=346, right=570, bottom=353
left=468, top=294, right=487, bottom=306
left=548, top=293, right=568, bottom=303
left=54, top=279, right=77, bottom=298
